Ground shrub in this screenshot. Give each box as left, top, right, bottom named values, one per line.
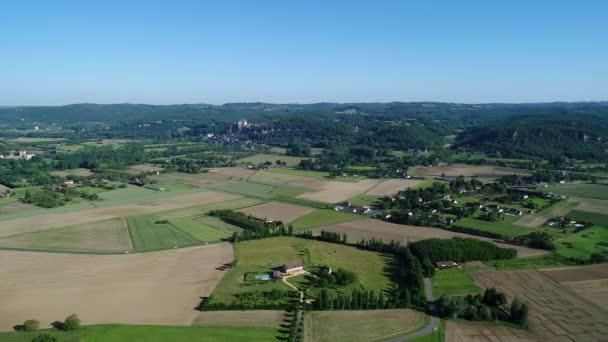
left=22, top=319, right=40, bottom=332
left=31, top=334, right=57, bottom=342
left=63, top=313, right=80, bottom=331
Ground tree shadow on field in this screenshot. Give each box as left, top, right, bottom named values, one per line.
left=51, top=321, right=65, bottom=330
left=382, top=254, right=403, bottom=293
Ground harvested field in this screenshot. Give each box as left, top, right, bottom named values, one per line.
left=12, top=137, right=67, bottom=142
left=198, top=216, right=243, bottom=234
left=304, top=309, right=427, bottom=342
left=364, top=179, right=424, bottom=196
left=238, top=153, right=308, bottom=166
left=210, top=167, right=256, bottom=180
left=207, top=180, right=274, bottom=198
left=445, top=320, right=542, bottom=342
left=514, top=214, right=548, bottom=228
left=127, top=163, right=165, bottom=174
left=298, top=179, right=380, bottom=203
left=50, top=168, right=94, bottom=177
left=561, top=280, right=608, bottom=311
left=0, top=202, right=36, bottom=215
left=250, top=170, right=329, bottom=188
left=0, top=191, right=241, bottom=237
left=0, top=218, right=132, bottom=252
left=540, top=263, right=608, bottom=283
left=573, top=197, right=608, bottom=214
left=413, top=165, right=530, bottom=177
left=470, top=268, right=608, bottom=341
left=156, top=197, right=264, bottom=221
left=193, top=310, right=285, bottom=328
left=0, top=243, right=233, bottom=331
left=316, top=219, right=548, bottom=257
left=238, top=201, right=315, bottom=223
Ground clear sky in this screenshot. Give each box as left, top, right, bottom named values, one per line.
left=1, top=0, right=607, bottom=105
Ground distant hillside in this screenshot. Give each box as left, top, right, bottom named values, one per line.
left=455, top=113, right=608, bottom=162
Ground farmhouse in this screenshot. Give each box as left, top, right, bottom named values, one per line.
left=485, top=204, right=504, bottom=213
left=334, top=202, right=372, bottom=215
left=279, top=260, right=304, bottom=275
left=435, top=261, right=459, bottom=269
left=505, top=208, right=523, bottom=216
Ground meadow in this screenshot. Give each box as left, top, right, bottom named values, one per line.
left=545, top=183, right=608, bottom=200
left=127, top=215, right=201, bottom=252
left=206, top=181, right=274, bottom=198
left=0, top=324, right=278, bottom=342
left=171, top=217, right=230, bottom=242
left=554, top=225, right=608, bottom=259
left=290, top=209, right=362, bottom=230
left=454, top=217, right=533, bottom=238
left=567, top=209, right=608, bottom=227
left=432, top=267, right=482, bottom=298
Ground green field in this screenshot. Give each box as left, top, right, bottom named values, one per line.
left=206, top=236, right=393, bottom=308
left=207, top=181, right=274, bottom=198
left=11, top=137, right=67, bottom=143
left=545, top=183, right=608, bottom=200
left=291, top=209, right=362, bottom=230
left=270, top=186, right=309, bottom=197
left=432, top=268, right=482, bottom=298
left=346, top=194, right=379, bottom=206
left=0, top=324, right=278, bottom=342
left=127, top=215, right=201, bottom=252
left=238, top=153, right=309, bottom=166
left=454, top=217, right=532, bottom=237
left=555, top=225, right=608, bottom=259
left=568, top=210, right=608, bottom=227
left=198, top=215, right=243, bottom=234
left=171, top=217, right=230, bottom=242
left=267, top=167, right=331, bottom=179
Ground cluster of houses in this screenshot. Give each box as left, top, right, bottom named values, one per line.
left=51, top=179, right=75, bottom=191
left=0, top=150, right=36, bottom=160
left=334, top=202, right=372, bottom=215
left=546, top=216, right=586, bottom=229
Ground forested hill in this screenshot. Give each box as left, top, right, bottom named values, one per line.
left=455, top=113, right=608, bottom=162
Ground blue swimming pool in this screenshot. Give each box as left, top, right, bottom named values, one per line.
left=255, top=274, right=271, bottom=281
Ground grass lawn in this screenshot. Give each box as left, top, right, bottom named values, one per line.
left=545, top=183, right=608, bottom=200
left=0, top=324, right=279, bottom=342
left=270, top=186, right=309, bottom=197
left=238, top=153, right=309, bottom=167
left=206, top=236, right=393, bottom=308
left=555, top=225, right=608, bottom=259
left=206, top=181, right=274, bottom=198
left=127, top=215, right=201, bottom=252
left=455, top=217, right=532, bottom=238
left=171, top=217, right=230, bottom=242
left=568, top=210, right=608, bottom=227
left=291, top=209, right=362, bottom=230
left=432, top=268, right=482, bottom=298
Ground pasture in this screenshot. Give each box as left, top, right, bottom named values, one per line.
left=0, top=325, right=278, bottom=342
left=290, top=209, right=362, bottom=230
left=50, top=168, right=94, bottom=177
left=237, top=201, right=315, bottom=223
left=238, top=154, right=309, bottom=166
left=554, top=225, right=608, bottom=259
left=0, top=244, right=233, bottom=331
left=127, top=215, right=201, bottom=252
left=0, top=218, right=132, bottom=252
left=206, top=237, right=393, bottom=308
left=171, top=217, right=230, bottom=242
left=304, top=309, right=428, bottom=342
left=567, top=209, right=608, bottom=227
left=207, top=180, right=275, bottom=198
left=454, top=217, right=532, bottom=237
left=573, top=197, right=608, bottom=214
left=267, top=167, right=330, bottom=179
left=316, top=219, right=548, bottom=257
left=432, top=267, right=482, bottom=298
left=545, top=183, right=608, bottom=200
left=541, top=264, right=608, bottom=311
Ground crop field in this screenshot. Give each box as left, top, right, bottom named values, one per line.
left=540, top=264, right=608, bottom=311
left=206, top=237, right=393, bottom=308
left=0, top=325, right=279, bottom=342
left=270, top=186, right=310, bottom=197
left=432, top=267, right=482, bottom=298
left=193, top=310, right=285, bottom=328
left=412, top=165, right=530, bottom=177
left=573, top=197, right=608, bottom=214
left=198, top=215, right=243, bottom=234
left=0, top=190, right=241, bottom=237
left=171, top=217, right=230, bottom=242
left=206, top=180, right=275, bottom=198
left=92, top=185, right=208, bottom=207
left=155, top=197, right=264, bottom=221
left=50, top=168, right=94, bottom=177
left=298, top=179, right=380, bottom=203
left=238, top=154, right=309, bottom=166
left=267, top=167, right=331, bottom=179
left=470, top=268, right=608, bottom=341
left=554, top=226, right=608, bottom=259
left=0, top=218, right=132, bottom=252
left=0, top=243, right=233, bottom=331
left=127, top=215, right=201, bottom=252
left=316, top=219, right=548, bottom=257
left=545, top=183, right=608, bottom=200
left=290, top=209, right=362, bottom=230
left=11, top=137, right=67, bottom=142
left=445, top=320, right=542, bottom=342
left=127, top=163, right=165, bottom=174
left=455, top=217, right=533, bottom=237
left=304, top=309, right=428, bottom=342
left=568, top=209, right=608, bottom=227
left=237, top=201, right=315, bottom=223
left=365, top=179, right=426, bottom=196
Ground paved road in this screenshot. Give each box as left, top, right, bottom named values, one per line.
left=386, top=277, right=439, bottom=342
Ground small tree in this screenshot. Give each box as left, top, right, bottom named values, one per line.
left=63, top=313, right=80, bottom=331
left=22, top=319, right=40, bottom=332
left=510, top=298, right=529, bottom=326
left=31, top=334, right=57, bottom=342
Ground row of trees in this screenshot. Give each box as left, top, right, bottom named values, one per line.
left=209, top=210, right=294, bottom=241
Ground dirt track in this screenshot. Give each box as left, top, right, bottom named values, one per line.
left=0, top=243, right=233, bottom=331
left=316, top=219, right=548, bottom=257
left=0, top=191, right=241, bottom=237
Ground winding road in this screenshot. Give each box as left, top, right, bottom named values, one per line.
left=386, top=277, right=439, bottom=342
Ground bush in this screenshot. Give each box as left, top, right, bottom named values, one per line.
left=31, top=334, right=57, bottom=342
left=63, top=313, right=80, bottom=331
left=22, top=319, right=40, bottom=332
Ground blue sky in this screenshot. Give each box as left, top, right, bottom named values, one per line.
left=1, top=0, right=607, bottom=105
